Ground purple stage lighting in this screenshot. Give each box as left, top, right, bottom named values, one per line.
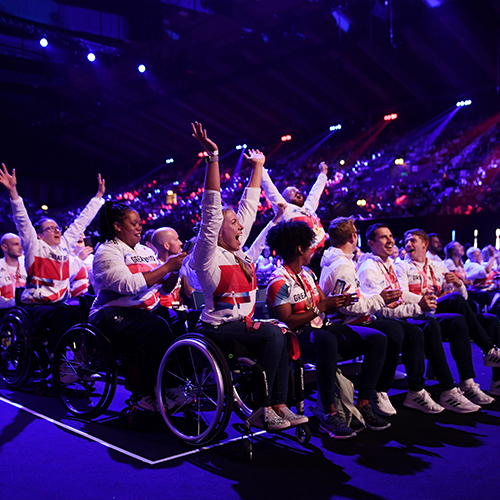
left=39, top=38, right=48, bottom=47
left=138, top=64, right=146, bottom=73
left=87, top=52, right=96, bottom=62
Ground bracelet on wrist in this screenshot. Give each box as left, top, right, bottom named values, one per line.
left=207, top=150, right=219, bottom=157
left=312, top=306, right=321, bottom=316
left=205, top=155, right=219, bottom=164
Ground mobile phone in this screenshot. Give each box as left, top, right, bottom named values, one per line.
left=334, top=279, right=346, bottom=294
left=84, top=236, right=93, bottom=248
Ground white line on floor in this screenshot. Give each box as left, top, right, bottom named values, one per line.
left=0, top=395, right=266, bottom=465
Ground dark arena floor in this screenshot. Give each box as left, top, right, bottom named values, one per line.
left=1, top=343, right=498, bottom=500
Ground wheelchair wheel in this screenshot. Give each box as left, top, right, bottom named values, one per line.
left=52, top=324, right=117, bottom=419
left=0, top=308, right=33, bottom=388
left=157, top=334, right=233, bottom=446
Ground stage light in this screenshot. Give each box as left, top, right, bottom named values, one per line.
left=281, top=135, right=292, bottom=142
left=496, top=229, right=500, bottom=250
left=474, top=228, right=478, bottom=247
left=235, top=144, right=247, bottom=150
left=329, top=124, right=342, bottom=131
left=384, top=113, right=398, bottom=121
left=339, top=160, right=345, bottom=165
left=456, top=99, right=472, bottom=107
left=198, top=151, right=208, bottom=158
left=395, top=158, right=404, bottom=165
left=39, top=38, right=48, bottom=48
left=331, top=9, right=351, bottom=33
left=356, top=199, right=367, bottom=207
left=165, top=158, right=174, bottom=164
left=41, top=204, right=48, bottom=211
left=422, top=0, right=442, bottom=7
left=138, top=64, right=146, bottom=73
left=87, top=52, right=96, bottom=62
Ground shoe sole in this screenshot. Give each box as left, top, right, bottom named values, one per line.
left=365, top=422, right=391, bottom=431
left=440, top=404, right=481, bottom=413
left=371, top=405, right=397, bottom=417
left=403, top=401, right=444, bottom=414
left=284, top=417, right=309, bottom=426
left=319, top=425, right=356, bottom=439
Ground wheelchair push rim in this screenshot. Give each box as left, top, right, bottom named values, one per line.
left=157, top=334, right=232, bottom=446
left=52, top=324, right=117, bottom=419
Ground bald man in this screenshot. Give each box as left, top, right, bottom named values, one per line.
left=152, top=227, right=189, bottom=336
left=0, top=232, right=26, bottom=311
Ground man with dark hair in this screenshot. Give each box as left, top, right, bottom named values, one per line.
left=357, top=223, right=484, bottom=413
left=427, top=233, right=444, bottom=263
left=322, top=218, right=438, bottom=416
left=397, top=228, right=500, bottom=400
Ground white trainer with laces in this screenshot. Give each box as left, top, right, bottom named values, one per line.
left=371, top=391, right=397, bottom=416
left=459, top=379, right=494, bottom=405
left=439, top=387, right=481, bottom=413
left=404, top=389, right=444, bottom=414
left=484, top=347, right=500, bottom=367
left=489, top=379, right=500, bottom=396
left=277, top=406, right=309, bottom=425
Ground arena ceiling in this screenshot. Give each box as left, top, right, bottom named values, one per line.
left=1, top=0, right=500, bottom=202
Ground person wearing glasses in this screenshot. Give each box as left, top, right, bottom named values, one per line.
left=0, top=163, right=105, bottom=350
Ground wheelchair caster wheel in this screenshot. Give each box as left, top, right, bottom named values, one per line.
left=242, top=438, right=253, bottom=462
left=119, top=406, right=138, bottom=429
left=35, top=380, right=48, bottom=396
left=295, top=423, right=311, bottom=445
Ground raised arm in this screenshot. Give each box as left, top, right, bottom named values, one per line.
left=0, top=163, right=19, bottom=200
left=304, top=162, right=328, bottom=213
left=191, top=121, right=220, bottom=192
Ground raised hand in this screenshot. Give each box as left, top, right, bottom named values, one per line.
left=319, top=161, right=328, bottom=175
left=244, top=149, right=266, bottom=167
left=191, top=121, right=218, bottom=153
left=272, top=202, right=287, bottom=224
left=0, top=163, right=19, bottom=199
left=166, top=251, right=188, bottom=272
left=96, top=173, right=106, bottom=199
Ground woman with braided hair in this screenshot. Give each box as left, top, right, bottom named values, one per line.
left=90, top=200, right=186, bottom=410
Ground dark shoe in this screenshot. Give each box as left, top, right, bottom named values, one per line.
left=360, top=403, right=391, bottom=431
left=319, top=412, right=356, bottom=440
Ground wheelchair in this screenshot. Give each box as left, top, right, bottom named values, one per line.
left=0, top=305, right=52, bottom=395
left=156, top=331, right=311, bottom=460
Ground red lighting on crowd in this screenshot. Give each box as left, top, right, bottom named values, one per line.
left=384, top=113, right=398, bottom=121
left=281, top=135, right=292, bottom=142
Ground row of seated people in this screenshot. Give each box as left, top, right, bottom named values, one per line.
left=2, top=121, right=500, bottom=440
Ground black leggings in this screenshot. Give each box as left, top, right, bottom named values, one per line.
left=298, top=323, right=387, bottom=406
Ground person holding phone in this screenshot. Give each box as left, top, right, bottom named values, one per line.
left=266, top=219, right=391, bottom=439
left=320, top=217, right=436, bottom=417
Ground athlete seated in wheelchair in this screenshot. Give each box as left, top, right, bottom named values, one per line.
left=183, top=122, right=307, bottom=432
left=53, top=199, right=187, bottom=415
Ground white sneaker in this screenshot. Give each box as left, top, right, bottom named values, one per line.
left=489, top=379, right=500, bottom=396
left=371, top=391, right=397, bottom=416
left=164, top=388, right=192, bottom=410
left=138, top=395, right=160, bottom=413
left=263, top=407, right=291, bottom=431
left=459, top=379, right=494, bottom=405
left=404, top=389, right=444, bottom=414
left=59, top=361, right=79, bottom=384
left=484, top=347, right=500, bottom=367
left=439, top=387, right=481, bottom=413
left=276, top=406, right=309, bottom=425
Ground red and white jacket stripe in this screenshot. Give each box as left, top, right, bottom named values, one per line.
left=395, top=257, right=468, bottom=300
left=261, top=169, right=327, bottom=255
left=0, top=256, right=27, bottom=309
left=11, top=196, right=103, bottom=304
left=191, top=188, right=259, bottom=325
left=357, top=253, right=424, bottom=318
left=90, top=238, right=160, bottom=316
left=69, top=255, right=89, bottom=298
